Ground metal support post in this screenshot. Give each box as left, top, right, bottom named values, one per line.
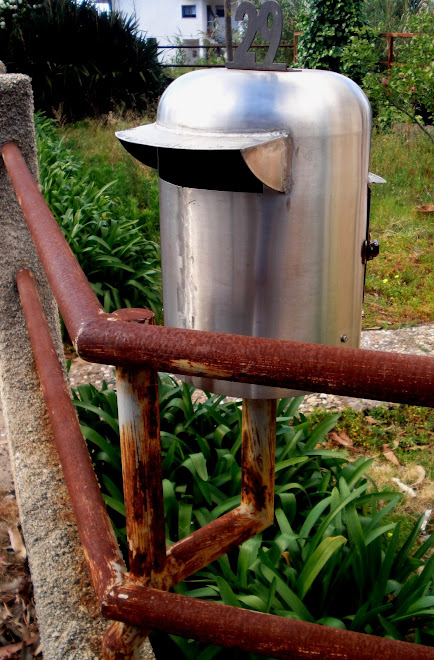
left=104, top=310, right=165, bottom=659
left=241, top=398, right=276, bottom=523
left=225, top=0, right=234, bottom=61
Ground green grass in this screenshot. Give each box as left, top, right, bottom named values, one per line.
left=61, top=119, right=433, bottom=329
left=365, top=129, right=434, bottom=328
left=61, top=116, right=160, bottom=242
left=309, top=404, right=434, bottom=542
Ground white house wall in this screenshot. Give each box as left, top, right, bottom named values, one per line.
left=111, top=0, right=240, bottom=61
left=112, top=1, right=205, bottom=45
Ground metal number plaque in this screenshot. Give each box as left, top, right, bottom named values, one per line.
left=226, top=0, right=287, bottom=71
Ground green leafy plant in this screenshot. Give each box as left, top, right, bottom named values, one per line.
left=366, top=11, right=433, bottom=132
left=362, top=0, right=426, bottom=33
left=296, top=0, right=364, bottom=72
left=72, top=378, right=434, bottom=656
left=0, top=0, right=168, bottom=121
left=340, top=10, right=433, bottom=134
left=36, top=113, right=162, bottom=319
left=340, top=25, right=383, bottom=85
left=61, top=117, right=161, bottom=243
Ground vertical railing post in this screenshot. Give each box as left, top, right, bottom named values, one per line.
left=117, top=363, right=166, bottom=582
left=388, top=35, right=394, bottom=68
left=241, top=399, right=277, bottom=524
left=293, top=32, right=301, bottom=63
left=103, top=309, right=165, bottom=659
left=225, top=0, right=234, bottom=62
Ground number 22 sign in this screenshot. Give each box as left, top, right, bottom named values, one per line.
left=226, top=1, right=287, bottom=71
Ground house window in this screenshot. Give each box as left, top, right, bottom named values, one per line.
left=215, top=5, right=224, bottom=17
left=182, top=5, right=197, bottom=18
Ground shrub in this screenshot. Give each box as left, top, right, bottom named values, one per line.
left=341, top=10, right=434, bottom=132
left=296, top=0, right=364, bottom=71
left=36, top=113, right=162, bottom=319
left=73, top=379, right=434, bottom=656
left=0, top=0, right=167, bottom=121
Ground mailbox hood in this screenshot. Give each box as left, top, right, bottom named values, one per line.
left=116, top=67, right=371, bottom=193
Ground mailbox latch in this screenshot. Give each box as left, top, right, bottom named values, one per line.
left=362, top=238, right=380, bottom=263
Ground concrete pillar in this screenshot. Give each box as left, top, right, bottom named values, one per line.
left=0, top=72, right=109, bottom=659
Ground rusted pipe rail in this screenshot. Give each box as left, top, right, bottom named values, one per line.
left=103, top=582, right=433, bottom=660
left=2, top=142, right=104, bottom=341
left=16, top=269, right=125, bottom=603
left=17, top=266, right=433, bottom=660
left=77, top=320, right=434, bottom=407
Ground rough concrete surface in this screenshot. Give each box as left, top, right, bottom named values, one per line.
left=0, top=73, right=154, bottom=659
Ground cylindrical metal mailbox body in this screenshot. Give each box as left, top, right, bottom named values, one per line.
left=117, top=68, right=371, bottom=399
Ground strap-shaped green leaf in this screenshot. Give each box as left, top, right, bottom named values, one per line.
left=297, top=536, right=347, bottom=599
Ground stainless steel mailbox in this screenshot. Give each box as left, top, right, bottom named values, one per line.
left=116, top=68, right=372, bottom=398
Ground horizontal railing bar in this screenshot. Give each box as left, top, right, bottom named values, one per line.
left=16, top=269, right=125, bottom=602
left=157, top=44, right=293, bottom=49
left=78, top=319, right=434, bottom=407
left=103, top=583, right=433, bottom=660
left=161, top=64, right=226, bottom=68
left=2, top=142, right=104, bottom=343
left=378, top=32, right=418, bottom=38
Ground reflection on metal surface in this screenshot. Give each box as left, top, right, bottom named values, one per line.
left=116, top=68, right=370, bottom=154
left=159, top=152, right=368, bottom=398
left=242, top=135, right=293, bottom=193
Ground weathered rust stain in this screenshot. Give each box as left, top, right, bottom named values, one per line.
left=241, top=400, right=276, bottom=520
left=116, top=365, right=166, bottom=581
left=77, top=320, right=434, bottom=408
left=107, top=309, right=155, bottom=325
left=165, top=507, right=266, bottom=586
left=103, top=583, right=434, bottom=660
left=102, top=621, right=149, bottom=660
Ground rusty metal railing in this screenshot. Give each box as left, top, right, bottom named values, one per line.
left=3, top=140, right=433, bottom=659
